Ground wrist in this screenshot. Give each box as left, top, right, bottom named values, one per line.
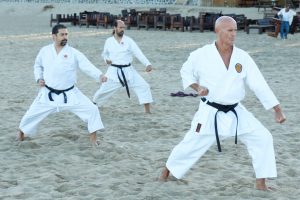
left=37, top=78, right=44, bottom=84
left=273, top=105, right=281, bottom=112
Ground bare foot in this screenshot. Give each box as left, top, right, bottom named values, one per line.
left=256, top=178, right=276, bottom=191
left=144, top=103, right=151, bottom=114
left=90, top=132, right=100, bottom=146
left=159, top=167, right=170, bottom=182
left=16, top=131, right=25, bottom=141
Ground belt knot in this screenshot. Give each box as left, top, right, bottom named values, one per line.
left=201, top=98, right=239, bottom=152
left=45, top=85, right=74, bottom=103
left=111, top=63, right=131, bottom=98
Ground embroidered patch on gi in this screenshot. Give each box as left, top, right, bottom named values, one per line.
left=235, top=63, right=242, bottom=73
left=195, top=123, right=202, bottom=133
left=64, top=54, right=68, bottom=58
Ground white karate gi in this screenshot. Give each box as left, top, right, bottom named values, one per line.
left=166, top=42, right=279, bottom=179
left=19, top=43, right=104, bottom=136
left=93, top=35, right=153, bottom=105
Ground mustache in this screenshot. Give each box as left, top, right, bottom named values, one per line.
left=117, top=31, right=124, bottom=37
left=60, top=39, right=68, bottom=46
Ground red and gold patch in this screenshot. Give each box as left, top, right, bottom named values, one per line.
left=235, top=63, right=242, bottom=73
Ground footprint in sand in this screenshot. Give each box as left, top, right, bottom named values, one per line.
left=18, top=141, right=41, bottom=149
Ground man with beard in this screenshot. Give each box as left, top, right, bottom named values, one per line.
left=159, top=16, right=286, bottom=191
left=93, top=20, right=153, bottom=113
left=17, top=24, right=106, bottom=145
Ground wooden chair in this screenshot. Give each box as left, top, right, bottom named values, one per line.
left=121, top=9, right=129, bottom=18
left=290, top=13, right=300, bottom=34
left=246, top=18, right=275, bottom=34
left=79, top=11, right=90, bottom=27
left=137, top=12, right=148, bottom=30
left=96, top=12, right=111, bottom=29
left=170, top=14, right=185, bottom=32
left=50, top=13, right=78, bottom=27
left=154, top=13, right=170, bottom=30
left=234, top=14, right=248, bottom=31
left=107, top=14, right=118, bottom=27
left=120, top=9, right=136, bottom=29
left=120, top=9, right=128, bottom=25
left=149, top=8, right=157, bottom=13
left=223, top=14, right=248, bottom=31
left=188, top=16, right=201, bottom=32
left=246, top=8, right=278, bottom=34
left=127, top=9, right=138, bottom=29
left=199, top=12, right=222, bottom=32
left=137, top=11, right=155, bottom=30
left=159, top=8, right=167, bottom=14
left=86, top=11, right=100, bottom=28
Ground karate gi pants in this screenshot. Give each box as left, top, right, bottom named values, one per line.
left=19, top=87, right=104, bottom=136
left=93, top=70, right=153, bottom=106
left=166, top=103, right=277, bottom=179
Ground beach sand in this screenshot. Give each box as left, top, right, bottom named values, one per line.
left=0, top=3, right=299, bottom=199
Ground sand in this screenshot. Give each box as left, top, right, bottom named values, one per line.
left=0, top=2, right=299, bottom=200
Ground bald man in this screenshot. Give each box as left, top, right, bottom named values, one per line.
left=159, top=16, right=286, bottom=191
left=93, top=20, right=153, bottom=113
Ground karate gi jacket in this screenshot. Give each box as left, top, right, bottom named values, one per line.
left=101, top=35, right=151, bottom=82
left=34, top=43, right=102, bottom=90
left=181, top=42, right=279, bottom=135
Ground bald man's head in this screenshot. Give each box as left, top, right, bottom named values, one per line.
left=214, top=16, right=237, bottom=47
left=215, top=16, right=237, bottom=33
left=114, top=19, right=125, bottom=28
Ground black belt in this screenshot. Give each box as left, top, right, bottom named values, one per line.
left=111, top=63, right=131, bottom=98
left=45, top=84, right=74, bottom=103
left=201, top=97, right=238, bottom=152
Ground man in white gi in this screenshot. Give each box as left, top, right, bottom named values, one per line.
left=17, top=24, right=106, bottom=145
left=159, top=16, right=286, bottom=191
left=93, top=20, right=153, bottom=114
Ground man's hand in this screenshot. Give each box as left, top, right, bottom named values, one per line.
left=106, top=60, right=112, bottom=65
left=198, top=86, right=209, bottom=96
left=37, top=79, right=45, bottom=87
left=100, top=75, right=107, bottom=83
left=145, top=65, right=152, bottom=72
left=273, top=105, right=286, bottom=123
left=191, top=83, right=209, bottom=96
